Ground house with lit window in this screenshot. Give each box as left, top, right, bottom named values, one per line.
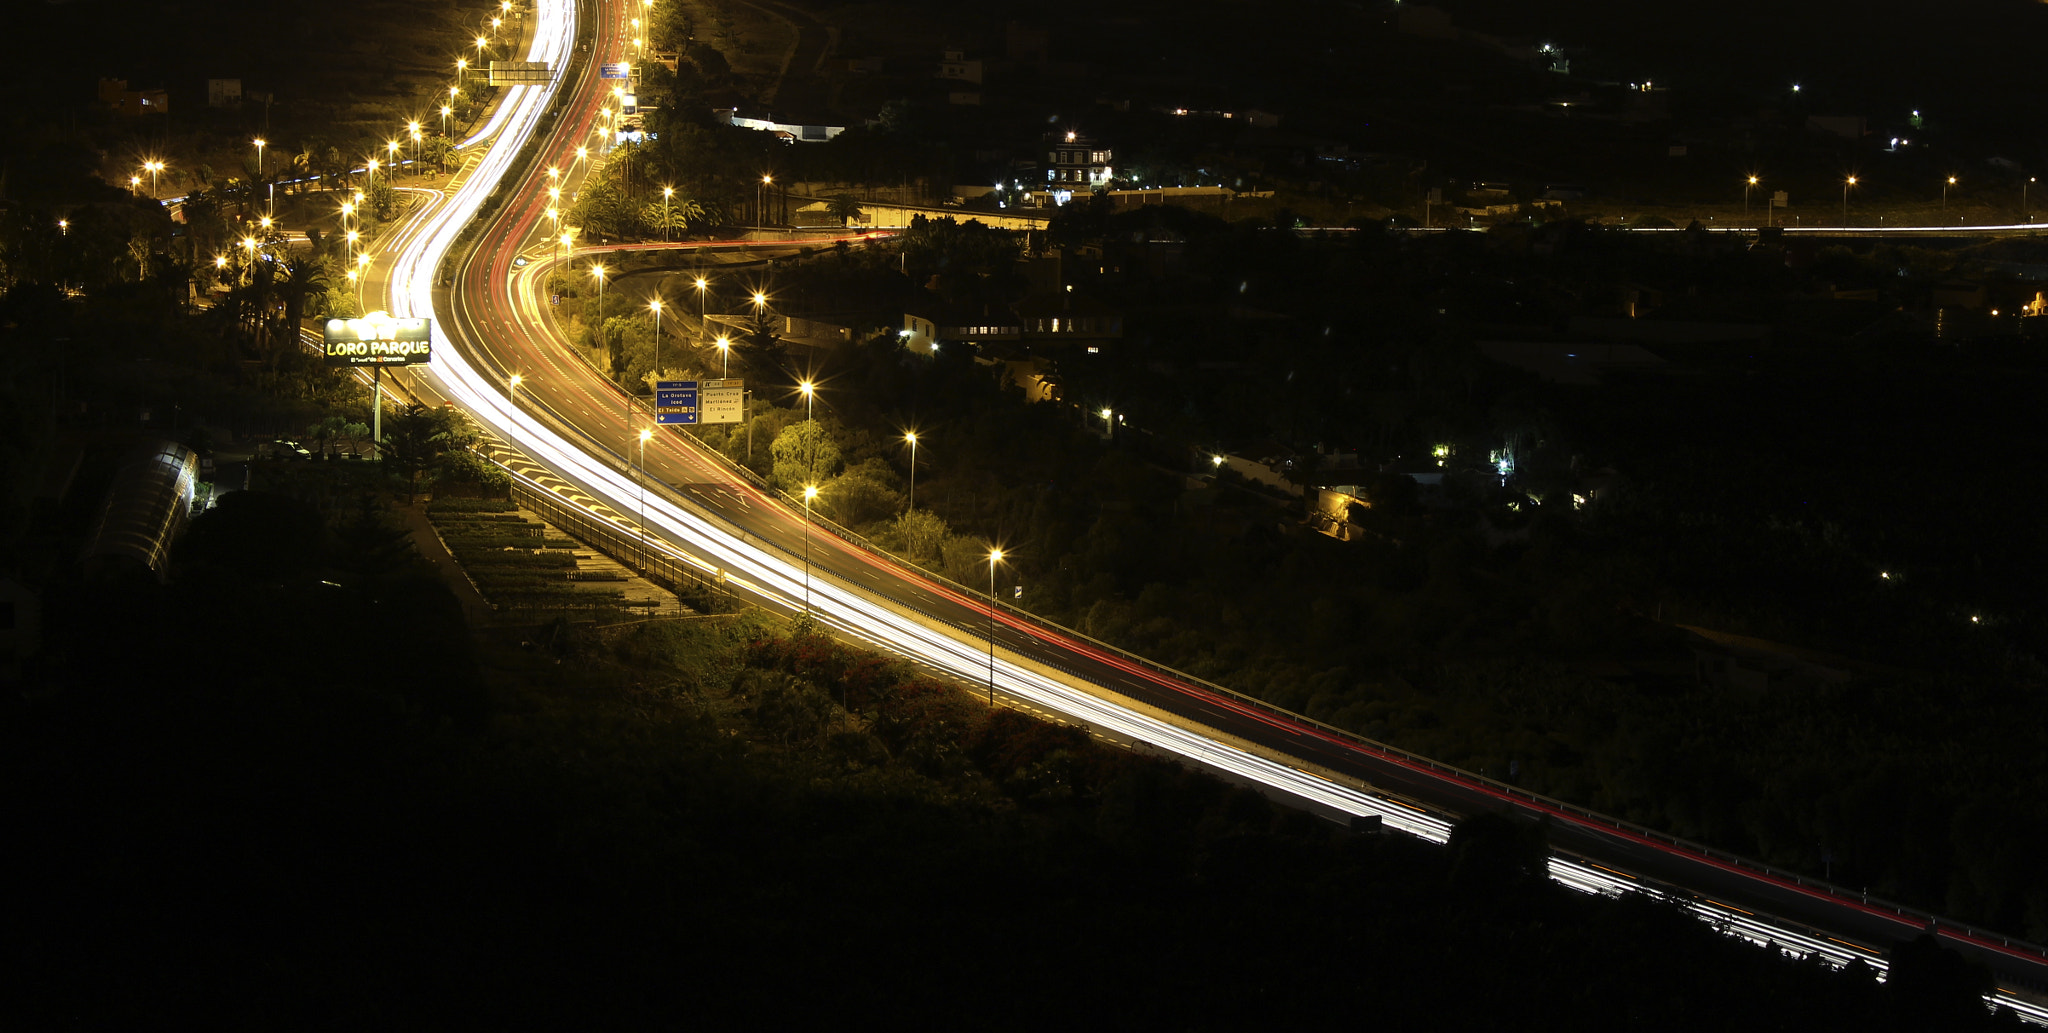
left=1042, top=129, right=1112, bottom=202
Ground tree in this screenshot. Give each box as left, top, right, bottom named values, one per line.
left=770, top=419, right=841, bottom=492
left=642, top=195, right=704, bottom=239
left=826, top=194, right=864, bottom=227
left=381, top=403, right=465, bottom=502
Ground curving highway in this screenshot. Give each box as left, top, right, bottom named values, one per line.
left=347, top=0, right=2048, bottom=1018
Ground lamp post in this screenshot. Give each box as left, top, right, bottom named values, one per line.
left=987, top=548, right=1004, bottom=705
left=1099, top=407, right=1113, bottom=438
left=254, top=137, right=267, bottom=178
left=758, top=173, right=771, bottom=228
left=648, top=297, right=664, bottom=381
left=715, top=336, right=731, bottom=378
left=1944, top=175, right=1956, bottom=215
left=456, top=57, right=467, bottom=86
left=58, top=219, right=68, bottom=236
left=801, top=485, right=819, bottom=617
left=387, top=139, right=401, bottom=179
left=1745, top=175, right=1758, bottom=224
left=694, top=275, right=710, bottom=342
left=662, top=186, right=675, bottom=242
left=475, top=34, right=488, bottom=66
left=1842, top=176, right=1857, bottom=226
left=144, top=160, right=164, bottom=198
left=129, top=175, right=141, bottom=194
left=591, top=263, right=609, bottom=391
left=798, top=379, right=815, bottom=482
left=509, top=372, right=523, bottom=408
left=2027, top=177, right=2037, bottom=221
left=638, top=427, right=653, bottom=567
left=904, top=432, right=918, bottom=514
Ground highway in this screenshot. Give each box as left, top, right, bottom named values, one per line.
left=346, top=0, right=2048, bottom=1018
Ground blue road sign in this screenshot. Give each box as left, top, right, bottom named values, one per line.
left=655, top=381, right=698, bottom=425
left=601, top=62, right=630, bottom=79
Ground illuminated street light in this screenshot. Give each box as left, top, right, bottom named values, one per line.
left=758, top=173, right=772, bottom=228
left=253, top=137, right=267, bottom=177
left=987, top=548, right=1006, bottom=705
left=802, top=485, right=820, bottom=617
left=661, top=185, right=675, bottom=242
left=798, top=379, right=815, bottom=481
left=648, top=296, right=664, bottom=379
left=1944, top=175, right=1957, bottom=214
left=143, top=159, right=165, bottom=198
left=1842, top=176, right=1857, bottom=226
left=714, top=335, right=731, bottom=378
left=1099, top=407, right=1114, bottom=437
left=2027, top=177, right=2038, bottom=220
left=509, top=372, right=524, bottom=408
left=693, top=275, right=710, bottom=344
left=638, top=427, right=654, bottom=566
left=1745, top=175, right=1758, bottom=223
left=58, top=219, right=68, bottom=236
left=456, top=57, right=468, bottom=85
left=904, top=432, right=918, bottom=514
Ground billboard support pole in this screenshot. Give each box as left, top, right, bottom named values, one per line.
left=373, top=366, right=383, bottom=460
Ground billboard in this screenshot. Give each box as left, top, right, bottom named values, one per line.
left=322, top=312, right=432, bottom=366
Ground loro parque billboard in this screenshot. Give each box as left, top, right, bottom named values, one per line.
left=322, top=312, right=433, bottom=366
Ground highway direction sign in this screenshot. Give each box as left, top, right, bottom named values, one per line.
left=601, top=62, right=630, bottom=79
left=700, top=379, right=744, bottom=424
left=655, top=380, right=698, bottom=425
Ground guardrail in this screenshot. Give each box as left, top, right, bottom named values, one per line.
left=504, top=462, right=732, bottom=610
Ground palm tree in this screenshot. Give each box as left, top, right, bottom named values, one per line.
left=827, top=194, right=864, bottom=227
left=642, top=195, right=703, bottom=239
left=272, top=257, right=328, bottom=367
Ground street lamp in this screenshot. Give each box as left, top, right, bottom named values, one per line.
left=129, top=175, right=141, bottom=194
left=798, top=380, right=815, bottom=481
left=1745, top=175, right=1758, bottom=223
left=475, top=34, right=488, bottom=64
left=254, top=137, right=267, bottom=177
left=58, top=219, right=68, bottom=236
left=694, top=275, right=710, bottom=342
left=638, top=427, right=654, bottom=566
left=143, top=160, right=165, bottom=198
left=648, top=297, right=664, bottom=380
left=409, top=121, right=423, bottom=168
left=1842, top=176, right=1857, bottom=226
left=456, top=57, right=467, bottom=85
left=1099, top=407, right=1114, bottom=437
left=661, top=185, right=675, bottom=242
left=1944, top=175, right=1956, bottom=214
left=715, top=336, right=731, bottom=378
left=387, top=139, right=401, bottom=178
left=904, top=432, right=918, bottom=513
left=509, top=372, right=524, bottom=408
left=2028, top=177, right=2038, bottom=220
left=758, top=173, right=772, bottom=228
left=801, top=485, right=819, bottom=617
left=987, top=548, right=1005, bottom=705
